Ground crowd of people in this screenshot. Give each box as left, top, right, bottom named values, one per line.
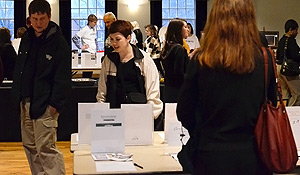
left=0, top=0, right=300, bottom=174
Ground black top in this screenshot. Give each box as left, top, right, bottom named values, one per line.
left=116, top=58, right=141, bottom=106
left=133, top=29, right=143, bottom=50
left=21, top=35, right=41, bottom=98
left=276, top=35, right=300, bottom=64
left=177, top=51, right=277, bottom=151
left=0, top=43, right=16, bottom=80
left=162, top=44, right=189, bottom=102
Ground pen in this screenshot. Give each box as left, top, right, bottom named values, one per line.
left=134, top=163, right=144, bottom=169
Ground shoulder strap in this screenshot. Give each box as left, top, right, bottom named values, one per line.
left=283, top=37, right=289, bottom=61
left=262, top=47, right=284, bottom=105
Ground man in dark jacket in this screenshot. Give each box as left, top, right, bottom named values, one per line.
left=12, top=0, right=71, bottom=174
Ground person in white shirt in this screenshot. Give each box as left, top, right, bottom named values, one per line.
left=72, top=14, right=98, bottom=53
left=185, top=23, right=200, bottom=53
left=11, top=27, right=27, bottom=54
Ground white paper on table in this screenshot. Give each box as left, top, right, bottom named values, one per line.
left=286, top=106, right=300, bottom=150
left=164, top=103, right=178, bottom=142
left=121, top=104, right=153, bottom=145
left=90, top=109, right=125, bottom=153
left=167, top=121, right=189, bottom=146
left=78, top=103, right=109, bottom=144
left=95, top=161, right=136, bottom=172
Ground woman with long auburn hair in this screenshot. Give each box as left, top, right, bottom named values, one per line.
left=176, top=0, right=276, bottom=174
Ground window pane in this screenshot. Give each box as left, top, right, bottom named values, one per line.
left=88, top=0, right=96, bottom=8
left=186, top=0, right=194, bottom=8
left=80, top=9, right=88, bottom=18
left=97, top=9, right=105, bottom=19
left=162, top=0, right=169, bottom=8
left=170, top=0, right=177, bottom=8
left=177, top=8, right=186, bottom=19
left=97, top=0, right=105, bottom=8
left=71, top=0, right=79, bottom=8
left=0, top=1, right=5, bottom=8
left=162, top=0, right=195, bottom=36
left=186, top=8, right=195, bottom=18
left=178, top=0, right=186, bottom=8
left=71, top=0, right=105, bottom=50
left=7, top=8, right=13, bottom=18
left=71, top=9, right=80, bottom=18
left=169, top=8, right=177, bottom=18
left=98, top=20, right=105, bottom=30
left=88, top=8, right=96, bottom=15
left=80, top=20, right=86, bottom=28
left=162, top=20, right=169, bottom=27
left=162, top=9, right=169, bottom=19
left=80, top=0, right=88, bottom=8
left=72, top=20, right=80, bottom=30
left=6, top=1, right=13, bottom=8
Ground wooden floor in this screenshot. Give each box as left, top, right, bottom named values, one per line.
left=0, top=141, right=73, bottom=175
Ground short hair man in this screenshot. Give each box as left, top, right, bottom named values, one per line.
left=12, top=0, right=71, bottom=174
left=103, top=12, right=117, bottom=55
left=72, top=14, right=98, bottom=53
left=103, top=12, right=137, bottom=55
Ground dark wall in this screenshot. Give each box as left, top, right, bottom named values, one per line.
left=196, top=1, right=207, bottom=39
left=59, top=0, right=71, bottom=46
left=150, top=1, right=162, bottom=30
left=14, top=0, right=26, bottom=36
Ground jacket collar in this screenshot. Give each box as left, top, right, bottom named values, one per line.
left=107, top=44, right=144, bottom=64
left=27, top=21, right=60, bottom=40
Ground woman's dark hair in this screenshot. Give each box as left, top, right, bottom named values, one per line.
left=29, top=0, right=51, bottom=17
left=285, top=19, right=299, bottom=33
left=0, top=27, right=11, bottom=46
left=161, top=19, right=185, bottom=57
left=109, top=20, right=133, bottom=38
left=187, top=23, right=194, bottom=34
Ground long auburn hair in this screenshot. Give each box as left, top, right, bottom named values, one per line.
left=197, top=0, right=262, bottom=74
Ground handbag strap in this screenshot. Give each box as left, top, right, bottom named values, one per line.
left=262, top=47, right=284, bottom=105
left=283, top=37, right=289, bottom=61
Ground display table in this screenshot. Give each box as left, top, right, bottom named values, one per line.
left=72, top=132, right=183, bottom=175
left=0, top=84, right=98, bottom=141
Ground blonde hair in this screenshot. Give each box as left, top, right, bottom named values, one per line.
left=198, top=0, right=262, bottom=74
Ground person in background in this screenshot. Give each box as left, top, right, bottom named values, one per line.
left=12, top=27, right=27, bottom=54
left=72, top=14, right=98, bottom=53
left=0, top=27, right=16, bottom=80
left=158, top=26, right=167, bottom=48
left=185, top=23, right=200, bottom=53
left=12, top=0, right=71, bottom=174
left=144, top=24, right=164, bottom=77
left=131, top=21, right=143, bottom=49
left=160, top=18, right=189, bottom=103
left=96, top=20, right=163, bottom=119
left=176, top=0, right=276, bottom=174
left=103, top=12, right=137, bottom=56
left=103, top=12, right=117, bottom=55
left=276, top=19, right=300, bottom=106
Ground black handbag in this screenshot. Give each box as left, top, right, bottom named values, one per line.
left=280, top=37, right=300, bottom=76
left=124, top=92, right=147, bottom=104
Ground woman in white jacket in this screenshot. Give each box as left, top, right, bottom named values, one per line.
left=96, top=20, right=163, bottom=119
